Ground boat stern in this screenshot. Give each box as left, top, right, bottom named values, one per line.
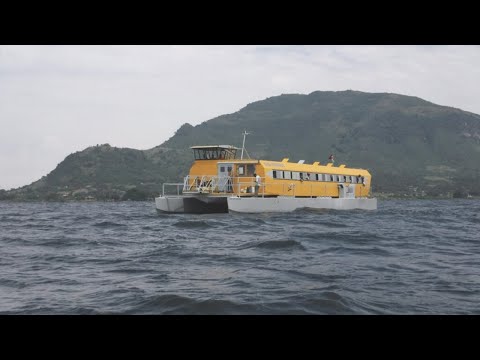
left=155, top=196, right=185, bottom=213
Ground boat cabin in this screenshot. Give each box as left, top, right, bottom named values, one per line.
left=183, top=145, right=372, bottom=199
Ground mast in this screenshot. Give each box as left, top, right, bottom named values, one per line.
left=241, top=130, right=249, bottom=160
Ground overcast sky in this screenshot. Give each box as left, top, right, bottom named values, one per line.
left=1, top=45, right=480, bottom=190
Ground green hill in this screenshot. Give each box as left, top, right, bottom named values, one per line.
left=1, top=144, right=191, bottom=201
left=2, top=90, right=480, bottom=201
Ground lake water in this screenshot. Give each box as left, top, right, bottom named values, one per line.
left=0, top=199, right=479, bottom=314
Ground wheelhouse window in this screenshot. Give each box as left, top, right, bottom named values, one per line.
left=192, top=147, right=237, bottom=160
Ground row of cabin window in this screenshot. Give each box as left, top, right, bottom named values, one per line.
left=272, top=170, right=364, bottom=184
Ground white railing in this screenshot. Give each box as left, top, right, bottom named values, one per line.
left=183, top=175, right=224, bottom=194
left=162, top=183, right=184, bottom=196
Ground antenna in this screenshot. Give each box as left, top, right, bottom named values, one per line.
left=241, top=130, right=249, bottom=160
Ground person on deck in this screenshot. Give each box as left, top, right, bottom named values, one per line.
left=254, top=173, right=261, bottom=197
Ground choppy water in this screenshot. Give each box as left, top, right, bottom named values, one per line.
left=0, top=199, right=479, bottom=314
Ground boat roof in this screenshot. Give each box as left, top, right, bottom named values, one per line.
left=190, top=145, right=239, bottom=150
left=218, top=159, right=259, bottom=163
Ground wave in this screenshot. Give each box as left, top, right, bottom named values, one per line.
left=239, top=239, right=306, bottom=250
left=172, top=220, right=213, bottom=229
left=93, top=221, right=127, bottom=227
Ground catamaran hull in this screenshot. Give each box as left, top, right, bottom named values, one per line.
left=227, top=196, right=377, bottom=213
left=155, top=196, right=228, bottom=214
left=156, top=195, right=377, bottom=214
